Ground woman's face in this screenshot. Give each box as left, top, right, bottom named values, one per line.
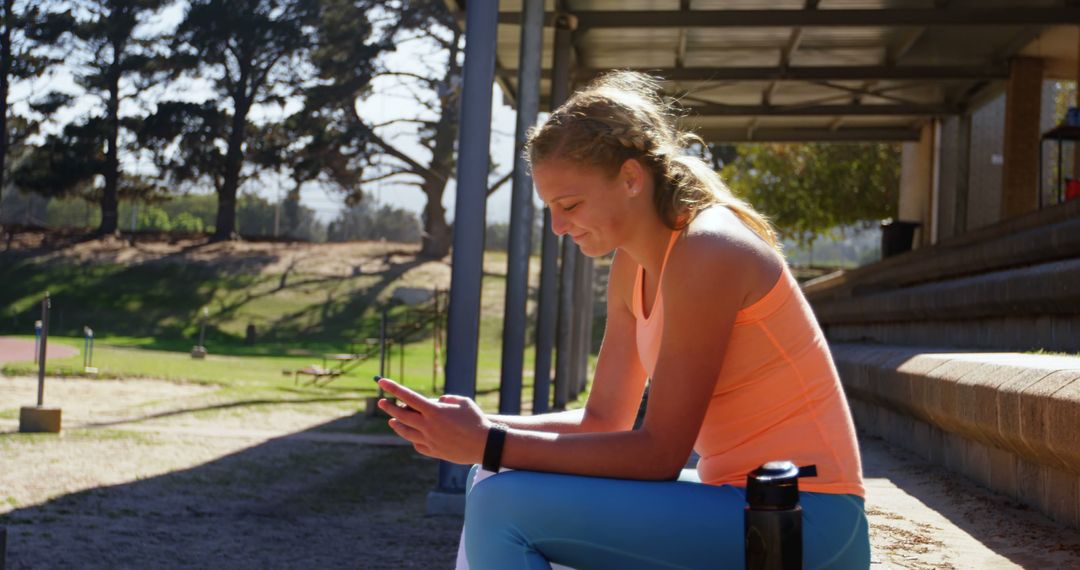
left=532, top=158, right=647, bottom=257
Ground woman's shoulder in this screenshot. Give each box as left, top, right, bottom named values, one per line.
left=670, top=206, right=785, bottom=307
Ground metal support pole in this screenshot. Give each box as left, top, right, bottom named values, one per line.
left=531, top=13, right=575, bottom=415
left=433, top=288, right=441, bottom=395
left=37, top=293, right=50, bottom=407
left=498, top=0, right=544, bottom=415
left=549, top=11, right=577, bottom=411
left=433, top=0, right=499, bottom=504
left=567, top=250, right=586, bottom=402
left=532, top=209, right=558, bottom=414
left=553, top=239, right=577, bottom=410
left=573, top=255, right=595, bottom=397
left=953, top=112, right=972, bottom=235
left=379, top=306, right=387, bottom=398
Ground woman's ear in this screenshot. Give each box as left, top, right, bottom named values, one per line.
left=619, top=158, right=646, bottom=197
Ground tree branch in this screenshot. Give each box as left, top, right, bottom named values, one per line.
left=362, top=170, right=419, bottom=185
left=486, top=170, right=513, bottom=197
left=375, top=70, right=439, bottom=87
left=371, top=117, right=433, bottom=129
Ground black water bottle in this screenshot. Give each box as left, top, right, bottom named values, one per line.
left=744, top=461, right=817, bottom=570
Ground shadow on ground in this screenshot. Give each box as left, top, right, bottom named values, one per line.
left=0, top=414, right=462, bottom=569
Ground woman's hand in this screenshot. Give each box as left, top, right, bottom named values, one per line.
left=376, top=377, right=491, bottom=465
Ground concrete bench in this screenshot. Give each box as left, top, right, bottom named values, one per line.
left=832, top=342, right=1080, bottom=528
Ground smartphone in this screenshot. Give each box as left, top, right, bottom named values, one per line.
left=373, top=375, right=414, bottom=411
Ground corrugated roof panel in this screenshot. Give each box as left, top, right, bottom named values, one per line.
left=683, top=49, right=782, bottom=68
left=769, top=82, right=865, bottom=104
left=841, top=116, right=928, bottom=127
left=680, top=116, right=753, bottom=129
left=798, top=27, right=892, bottom=45
left=674, top=80, right=773, bottom=96
left=685, top=27, right=793, bottom=48
left=579, top=28, right=682, bottom=45
left=790, top=47, right=885, bottom=67
left=756, top=115, right=836, bottom=128
left=690, top=0, right=806, bottom=9
left=567, top=0, right=680, bottom=9
left=817, top=0, right=937, bottom=8
left=585, top=52, right=677, bottom=69
left=901, top=26, right=1035, bottom=66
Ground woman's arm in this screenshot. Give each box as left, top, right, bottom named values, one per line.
left=494, top=233, right=759, bottom=479
left=378, top=230, right=776, bottom=480
left=486, top=252, right=649, bottom=435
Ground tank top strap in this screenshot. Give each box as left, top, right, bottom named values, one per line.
left=633, top=230, right=681, bottom=321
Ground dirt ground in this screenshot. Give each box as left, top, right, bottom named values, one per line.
left=3, top=374, right=1080, bottom=569
left=0, top=374, right=460, bottom=569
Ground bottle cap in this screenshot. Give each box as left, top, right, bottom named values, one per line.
left=745, top=461, right=818, bottom=510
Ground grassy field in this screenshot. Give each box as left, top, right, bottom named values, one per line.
left=0, top=237, right=602, bottom=412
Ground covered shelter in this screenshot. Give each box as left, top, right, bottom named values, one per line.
left=432, top=0, right=1080, bottom=544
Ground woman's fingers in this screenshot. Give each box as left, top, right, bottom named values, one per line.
left=377, top=378, right=437, bottom=413
left=388, top=418, right=425, bottom=443
left=378, top=398, right=424, bottom=427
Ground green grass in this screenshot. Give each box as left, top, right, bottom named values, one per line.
left=1025, top=349, right=1080, bottom=358
left=0, top=244, right=604, bottom=414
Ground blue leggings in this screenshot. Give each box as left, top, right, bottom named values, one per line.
left=464, top=465, right=870, bottom=570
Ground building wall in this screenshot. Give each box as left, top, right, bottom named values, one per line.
left=967, top=94, right=1006, bottom=231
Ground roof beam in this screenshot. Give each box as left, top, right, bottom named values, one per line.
left=498, top=8, right=1080, bottom=28
left=675, top=0, right=689, bottom=68
left=684, top=103, right=960, bottom=116
left=549, top=65, right=1007, bottom=82
left=694, top=127, right=922, bottom=143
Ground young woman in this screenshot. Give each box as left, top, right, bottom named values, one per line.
left=375, top=71, right=870, bottom=569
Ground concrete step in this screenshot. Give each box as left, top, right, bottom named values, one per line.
left=813, top=258, right=1080, bottom=352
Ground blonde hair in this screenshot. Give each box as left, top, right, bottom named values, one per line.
left=526, top=71, right=780, bottom=251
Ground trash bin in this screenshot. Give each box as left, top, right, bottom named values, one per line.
left=880, top=219, right=921, bottom=258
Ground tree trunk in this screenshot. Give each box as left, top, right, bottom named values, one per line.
left=283, top=186, right=300, bottom=238
left=420, top=188, right=451, bottom=258
left=97, top=58, right=121, bottom=236
left=214, top=93, right=252, bottom=241
left=0, top=0, right=13, bottom=228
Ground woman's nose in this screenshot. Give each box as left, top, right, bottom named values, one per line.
left=549, top=210, right=570, bottom=237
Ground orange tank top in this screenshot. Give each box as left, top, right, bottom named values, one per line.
left=632, top=232, right=865, bottom=497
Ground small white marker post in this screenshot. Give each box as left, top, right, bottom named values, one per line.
left=83, top=326, right=97, bottom=374
left=191, top=307, right=208, bottom=359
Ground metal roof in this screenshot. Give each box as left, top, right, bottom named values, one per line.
left=447, top=0, right=1080, bottom=142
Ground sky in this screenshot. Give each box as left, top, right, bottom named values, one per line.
left=10, top=1, right=535, bottom=225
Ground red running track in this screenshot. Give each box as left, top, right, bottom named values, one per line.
left=0, top=337, right=79, bottom=365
